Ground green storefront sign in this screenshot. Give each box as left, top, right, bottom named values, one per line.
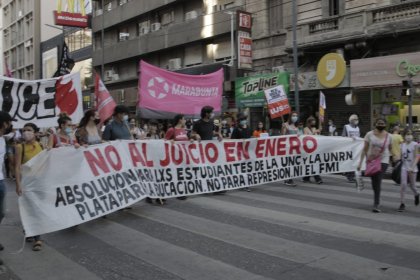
left=235, top=72, right=289, bottom=107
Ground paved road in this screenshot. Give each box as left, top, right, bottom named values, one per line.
left=1, top=175, right=420, bottom=280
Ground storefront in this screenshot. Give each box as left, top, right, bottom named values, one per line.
left=235, top=72, right=289, bottom=134
left=351, top=51, right=420, bottom=132
left=290, top=53, right=363, bottom=135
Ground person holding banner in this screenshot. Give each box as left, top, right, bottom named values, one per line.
left=15, top=123, right=44, bottom=251
left=302, top=117, right=323, bottom=184
left=75, top=109, right=103, bottom=146
left=165, top=114, right=191, bottom=200
left=231, top=116, right=253, bottom=192
left=129, top=118, right=146, bottom=140
left=343, top=114, right=361, bottom=183
left=48, top=113, right=80, bottom=149
left=102, top=105, right=132, bottom=141
left=252, top=122, right=267, bottom=138
left=358, top=118, right=392, bottom=213
left=0, top=111, right=12, bottom=264
left=281, top=112, right=300, bottom=187
left=192, top=106, right=222, bottom=141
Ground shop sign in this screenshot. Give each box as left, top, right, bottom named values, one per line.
left=235, top=72, right=289, bottom=108
left=237, top=11, right=252, bottom=32
left=238, top=32, right=252, bottom=70
left=351, top=51, right=420, bottom=87
left=264, top=85, right=291, bottom=119
left=54, top=0, right=89, bottom=28
left=290, top=69, right=350, bottom=91
left=316, top=53, right=347, bottom=88
left=237, top=10, right=253, bottom=70
left=396, top=60, right=420, bottom=77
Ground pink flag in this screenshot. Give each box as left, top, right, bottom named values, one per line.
left=139, top=60, right=223, bottom=118
left=4, top=61, right=12, bottom=77
left=95, top=74, right=116, bottom=123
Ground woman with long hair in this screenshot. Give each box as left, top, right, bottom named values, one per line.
left=48, top=113, right=80, bottom=149
left=358, top=118, right=392, bottom=213
left=15, top=123, right=44, bottom=251
left=252, top=121, right=267, bottom=138
left=75, top=109, right=102, bottom=146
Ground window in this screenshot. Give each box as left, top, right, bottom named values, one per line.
left=329, top=0, right=339, bottom=16
left=269, top=0, right=283, bottom=33
left=65, top=28, right=92, bottom=52
left=118, top=27, right=130, bottom=41
left=138, top=20, right=150, bottom=35
left=161, top=11, right=174, bottom=25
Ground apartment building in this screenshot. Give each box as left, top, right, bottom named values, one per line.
left=91, top=0, right=246, bottom=112
left=91, top=0, right=420, bottom=130
left=248, top=0, right=420, bottom=133
left=2, top=0, right=40, bottom=79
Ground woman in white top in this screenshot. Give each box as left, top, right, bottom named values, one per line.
left=358, top=118, right=392, bottom=213
left=398, top=129, right=419, bottom=212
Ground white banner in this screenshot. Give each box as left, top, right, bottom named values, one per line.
left=0, top=72, right=83, bottom=128
left=19, top=136, right=364, bottom=236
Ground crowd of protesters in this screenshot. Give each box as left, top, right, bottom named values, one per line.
left=1, top=105, right=419, bottom=260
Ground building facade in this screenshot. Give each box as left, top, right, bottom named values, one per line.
left=90, top=0, right=420, bottom=132
left=2, top=0, right=41, bottom=79
left=91, top=0, right=246, bottom=113
left=40, top=0, right=93, bottom=109
left=250, top=0, right=420, bottom=134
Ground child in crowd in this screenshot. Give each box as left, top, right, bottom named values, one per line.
left=398, top=129, right=420, bottom=212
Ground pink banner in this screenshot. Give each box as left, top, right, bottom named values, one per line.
left=139, top=61, right=223, bottom=117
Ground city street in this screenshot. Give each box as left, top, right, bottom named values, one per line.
left=1, top=175, right=420, bottom=280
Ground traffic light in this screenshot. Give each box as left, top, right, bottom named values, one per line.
left=402, top=80, right=413, bottom=96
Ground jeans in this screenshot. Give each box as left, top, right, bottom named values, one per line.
left=370, top=163, right=388, bottom=207
left=0, top=180, right=5, bottom=224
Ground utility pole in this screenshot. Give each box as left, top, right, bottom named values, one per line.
left=101, top=0, right=105, bottom=80
left=403, top=77, right=414, bottom=129
left=292, top=0, right=300, bottom=115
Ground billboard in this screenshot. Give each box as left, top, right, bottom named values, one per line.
left=54, top=0, right=90, bottom=28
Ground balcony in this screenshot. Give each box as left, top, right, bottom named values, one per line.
left=92, top=0, right=176, bottom=31
left=286, top=0, right=420, bottom=50
left=93, top=12, right=232, bottom=66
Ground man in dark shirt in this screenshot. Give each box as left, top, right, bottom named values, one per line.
left=103, top=105, right=132, bottom=141
left=192, top=106, right=222, bottom=141
left=230, top=115, right=252, bottom=192
left=230, top=118, right=252, bottom=139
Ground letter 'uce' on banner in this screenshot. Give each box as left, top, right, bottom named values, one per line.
left=19, top=136, right=364, bottom=236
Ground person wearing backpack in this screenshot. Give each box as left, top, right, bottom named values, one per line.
left=15, top=123, right=44, bottom=251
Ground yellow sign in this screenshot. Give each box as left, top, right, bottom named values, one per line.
left=317, top=53, right=346, bottom=88
left=57, top=0, right=86, bottom=16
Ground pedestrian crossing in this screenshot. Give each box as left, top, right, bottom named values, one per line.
left=1, top=176, right=420, bottom=280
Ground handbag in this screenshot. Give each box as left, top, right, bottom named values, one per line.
left=391, top=160, right=402, bottom=184
left=365, top=133, right=388, bottom=177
